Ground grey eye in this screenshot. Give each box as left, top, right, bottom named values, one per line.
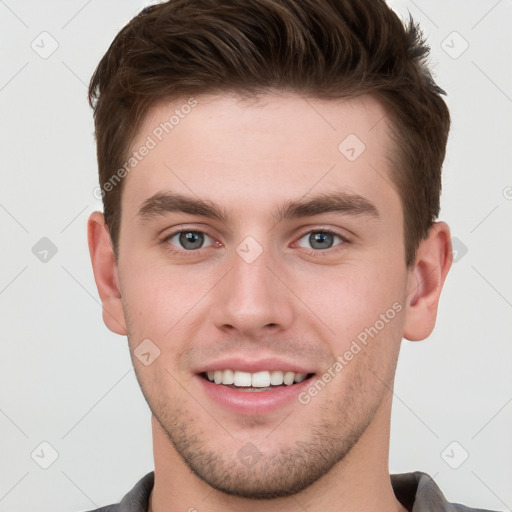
left=180, top=232, right=204, bottom=250
left=297, top=231, right=342, bottom=250
left=168, top=231, right=213, bottom=250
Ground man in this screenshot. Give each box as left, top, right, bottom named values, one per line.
left=86, top=1, right=496, bottom=511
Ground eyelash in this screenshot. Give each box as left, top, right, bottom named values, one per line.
left=161, top=228, right=350, bottom=256
left=294, top=228, right=349, bottom=257
left=162, top=228, right=216, bottom=256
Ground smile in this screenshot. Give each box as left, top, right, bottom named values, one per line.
left=197, top=369, right=316, bottom=414
left=203, top=369, right=312, bottom=388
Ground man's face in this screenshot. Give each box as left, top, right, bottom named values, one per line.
left=115, top=92, right=411, bottom=497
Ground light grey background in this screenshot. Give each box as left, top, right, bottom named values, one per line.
left=1, top=1, right=511, bottom=511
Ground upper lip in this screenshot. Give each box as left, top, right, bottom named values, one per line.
left=195, top=357, right=315, bottom=375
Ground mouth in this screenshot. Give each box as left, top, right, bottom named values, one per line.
left=196, top=369, right=316, bottom=415
left=194, top=358, right=318, bottom=414
left=199, top=370, right=315, bottom=392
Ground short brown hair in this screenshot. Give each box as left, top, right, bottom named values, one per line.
left=89, top=0, right=450, bottom=266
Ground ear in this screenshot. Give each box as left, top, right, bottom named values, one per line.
left=403, top=222, right=452, bottom=341
left=87, top=211, right=127, bottom=335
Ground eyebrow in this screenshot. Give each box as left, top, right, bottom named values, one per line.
left=136, top=190, right=379, bottom=224
left=137, top=192, right=229, bottom=224
left=275, top=192, right=379, bottom=222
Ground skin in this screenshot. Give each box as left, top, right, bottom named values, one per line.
left=88, top=91, right=452, bottom=512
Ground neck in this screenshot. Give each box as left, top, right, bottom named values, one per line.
left=148, top=394, right=406, bottom=512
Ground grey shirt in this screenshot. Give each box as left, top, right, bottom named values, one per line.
left=85, top=471, right=498, bottom=512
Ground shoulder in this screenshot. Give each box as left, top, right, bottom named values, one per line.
left=391, top=471, right=501, bottom=512
left=81, top=472, right=154, bottom=512
left=84, top=507, right=118, bottom=512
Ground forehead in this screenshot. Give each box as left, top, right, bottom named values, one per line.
left=123, top=91, right=398, bottom=217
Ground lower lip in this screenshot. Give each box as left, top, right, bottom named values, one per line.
left=195, top=375, right=314, bottom=415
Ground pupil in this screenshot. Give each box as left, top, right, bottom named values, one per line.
left=309, top=232, right=333, bottom=250
left=179, top=231, right=204, bottom=250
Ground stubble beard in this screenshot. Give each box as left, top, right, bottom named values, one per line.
left=145, top=376, right=382, bottom=500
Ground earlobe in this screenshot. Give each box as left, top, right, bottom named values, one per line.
left=403, top=222, right=452, bottom=341
left=87, top=211, right=127, bottom=335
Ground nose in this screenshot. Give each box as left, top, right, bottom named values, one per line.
left=211, top=242, right=295, bottom=338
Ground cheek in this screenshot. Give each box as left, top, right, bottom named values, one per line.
left=119, top=258, right=188, bottom=338
left=291, top=258, right=407, bottom=349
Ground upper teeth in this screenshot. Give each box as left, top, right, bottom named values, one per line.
left=206, top=370, right=308, bottom=387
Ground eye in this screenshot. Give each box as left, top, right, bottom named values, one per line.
left=166, top=230, right=214, bottom=251
left=296, top=230, right=344, bottom=250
